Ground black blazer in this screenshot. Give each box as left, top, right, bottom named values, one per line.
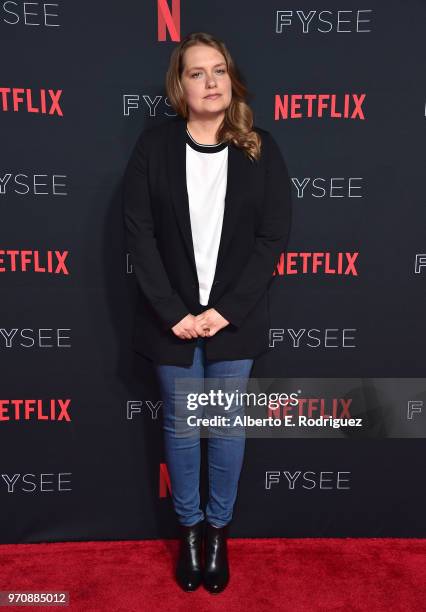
left=122, top=115, right=292, bottom=366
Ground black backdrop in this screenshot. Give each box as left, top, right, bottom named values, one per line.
left=1, top=1, right=425, bottom=543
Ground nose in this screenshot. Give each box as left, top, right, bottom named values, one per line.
left=206, top=74, right=217, bottom=87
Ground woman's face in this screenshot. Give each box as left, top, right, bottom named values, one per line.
left=180, top=44, right=232, bottom=119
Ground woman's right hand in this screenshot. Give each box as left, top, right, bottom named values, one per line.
left=171, top=314, right=209, bottom=340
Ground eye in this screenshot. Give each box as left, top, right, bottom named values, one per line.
left=190, top=68, right=226, bottom=78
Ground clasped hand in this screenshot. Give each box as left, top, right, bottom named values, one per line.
left=171, top=308, right=229, bottom=340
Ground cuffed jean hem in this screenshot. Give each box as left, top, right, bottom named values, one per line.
left=178, top=514, right=205, bottom=527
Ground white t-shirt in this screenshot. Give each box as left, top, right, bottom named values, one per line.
left=185, top=126, right=229, bottom=306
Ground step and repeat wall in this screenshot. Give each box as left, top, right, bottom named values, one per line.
left=1, top=1, right=425, bottom=543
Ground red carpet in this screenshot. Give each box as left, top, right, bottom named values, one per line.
left=0, top=538, right=425, bottom=611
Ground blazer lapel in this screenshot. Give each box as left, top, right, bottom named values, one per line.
left=166, top=115, right=247, bottom=282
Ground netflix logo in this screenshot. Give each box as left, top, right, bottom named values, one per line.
left=0, top=250, right=69, bottom=274
left=0, top=399, right=71, bottom=422
left=159, top=462, right=171, bottom=498
left=0, top=88, right=63, bottom=116
left=275, top=94, right=366, bottom=120
left=274, top=252, right=359, bottom=276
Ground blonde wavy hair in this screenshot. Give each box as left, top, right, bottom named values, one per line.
left=165, top=32, right=262, bottom=162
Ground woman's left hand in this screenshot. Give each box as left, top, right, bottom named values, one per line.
left=195, top=308, right=229, bottom=337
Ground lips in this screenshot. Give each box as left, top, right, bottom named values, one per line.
left=204, top=94, right=221, bottom=99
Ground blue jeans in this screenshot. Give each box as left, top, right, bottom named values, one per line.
left=154, top=336, right=254, bottom=528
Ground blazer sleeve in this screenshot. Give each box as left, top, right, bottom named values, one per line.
left=122, top=130, right=190, bottom=331
left=213, top=131, right=292, bottom=329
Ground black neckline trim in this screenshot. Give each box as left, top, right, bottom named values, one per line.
left=185, top=126, right=228, bottom=154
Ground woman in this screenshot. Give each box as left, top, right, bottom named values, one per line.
left=122, top=32, right=292, bottom=594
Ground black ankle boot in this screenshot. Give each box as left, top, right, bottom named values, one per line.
left=203, top=522, right=230, bottom=593
left=175, top=520, right=204, bottom=591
